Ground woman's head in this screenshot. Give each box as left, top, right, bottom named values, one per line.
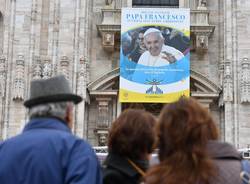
left=108, top=109, right=156, bottom=160
left=157, top=97, right=218, bottom=161
left=145, top=97, right=219, bottom=184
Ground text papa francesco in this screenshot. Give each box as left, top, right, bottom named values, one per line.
left=126, top=13, right=186, bottom=22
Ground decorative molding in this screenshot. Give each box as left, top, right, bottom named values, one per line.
left=42, top=57, right=52, bottom=79
left=0, top=55, right=6, bottom=97
left=94, top=129, right=109, bottom=146
left=240, top=57, right=250, bottom=103
left=223, top=61, right=233, bottom=102
left=102, top=32, right=115, bottom=51
left=77, top=57, right=87, bottom=97
left=197, top=0, right=207, bottom=10
left=32, top=56, right=42, bottom=79
left=13, top=54, right=25, bottom=101
left=59, top=56, right=70, bottom=80
left=97, top=8, right=215, bottom=52
left=96, top=97, right=112, bottom=129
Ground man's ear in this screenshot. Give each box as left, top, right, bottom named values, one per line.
left=65, top=104, right=73, bottom=129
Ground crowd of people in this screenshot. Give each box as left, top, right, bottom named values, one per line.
left=0, top=75, right=249, bottom=184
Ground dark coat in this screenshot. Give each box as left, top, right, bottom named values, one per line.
left=208, top=140, right=244, bottom=184
left=0, top=118, right=102, bottom=184
left=103, top=153, right=145, bottom=184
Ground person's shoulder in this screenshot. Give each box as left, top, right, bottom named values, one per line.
left=103, top=167, right=127, bottom=184
left=138, top=51, right=149, bottom=63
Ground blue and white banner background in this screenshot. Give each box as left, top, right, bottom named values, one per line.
left=119, top=8, right=190, bottom=103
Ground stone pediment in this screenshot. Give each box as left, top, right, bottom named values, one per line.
left=88, top=68, right=221, bottom=101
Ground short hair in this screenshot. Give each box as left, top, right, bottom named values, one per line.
left=28, top=102, right=72, bottom=121
left=108, top=109, right=156, bottom=160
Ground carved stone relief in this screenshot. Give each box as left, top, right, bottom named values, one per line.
left=197, top=0, right=207, bottom=10
left=240, top=57, right=250, bottom=103
left=196, top=34, right=208, bottom=50
left=223, top=61, right=233, bottom=102
left=96, top=98, right=111, bottom=128
left=42, top=57, right=52, bottom=79
left=59, top=56, right=70, bottom=80
left=13, top=54, right=25, bottom=101
left=77, top=57, right=87, bottom=97
left=32, top=56, right=42, bottom=80
left=0, top=55, right=6, bottom=98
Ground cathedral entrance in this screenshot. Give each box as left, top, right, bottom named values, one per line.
left=121, top=103, right=164, bottom=116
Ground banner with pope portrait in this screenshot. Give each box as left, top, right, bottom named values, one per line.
left=119, top=8, right=190, bottom=103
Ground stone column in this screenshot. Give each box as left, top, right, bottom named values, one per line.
left=75, top=57, right=87, bottom=138
left=223, top=60, right=234, bottom=144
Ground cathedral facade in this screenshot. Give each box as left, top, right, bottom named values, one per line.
left=0, top=0, right=250, bottom=148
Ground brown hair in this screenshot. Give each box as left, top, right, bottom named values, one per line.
left=145, top=97, right=219, bottom=184
left=108, top=109, right=156, bottom=160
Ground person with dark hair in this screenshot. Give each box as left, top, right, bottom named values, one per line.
left=103, top=109, right=156, bottom=184
left=0, top=75, right=102, bottom=184
left=145, top=97, right=244, bottom=184
left=128, top=31, right=146, bottom=63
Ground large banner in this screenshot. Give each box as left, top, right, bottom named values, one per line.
left=119, top=8, right=190, bottom=103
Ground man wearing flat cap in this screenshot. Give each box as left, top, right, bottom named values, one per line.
left=138, top=28, right=184, bottom=67
left=0, top=75, right=102, bottom=184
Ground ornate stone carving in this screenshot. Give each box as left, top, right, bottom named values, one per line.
left=32, top=56, right=42, bottom=79
left=96, top=98, right=111, bottom=128
left=42, top=57, right=52, bottom=79
left=95, top=129, right=108, bottom=146
left=240, top=57, right=250, bottom=103
left=59, top=56, right=70, bottom=80
left=13, top=54, right=25, bottom=101
left=197, top=0, right=207, bottom=10
left=223, top=61, right=233, bottom=102
left=102, top=32, right=115, bottom=51
left=77, top=57, right=87, bottom=97
left=0, top=55, right=6, bottom=98
left=196, top=34, right=208, bottom=50
left=105, top=0, right=113, bottom=6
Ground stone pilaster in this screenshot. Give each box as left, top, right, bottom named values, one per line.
left=42, top=57, right=52, bottom=79
left=0, top=55, right=6, bottom=139
left=13, top=55, right=25, bottom=101
left=240, top=57, right=250, bottom=103
left=0, top=55, right=6, bottom=98
left=59, top=56, right=70, bottom=80
left=32, top=56, right=42, bottom=80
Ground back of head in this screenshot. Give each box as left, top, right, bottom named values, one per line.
left=158, top=97, right=218, bottom=160
left=146, top=97, right=219, bottom=184
left=108, top=109, right=156, bottom=160
left=24, top=75, right=82, bottom=124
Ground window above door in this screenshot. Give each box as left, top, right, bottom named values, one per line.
left=132, top=0, right=179, bottom=7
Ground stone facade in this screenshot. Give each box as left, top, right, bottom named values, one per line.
left=0, top=0, right=250, bottom=148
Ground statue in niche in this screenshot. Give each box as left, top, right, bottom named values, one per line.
left=105, top=0, right=113, bottom=6
left=98, top=133, right=108, bottom=146
left=198, top=0, right=207, bottom=10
